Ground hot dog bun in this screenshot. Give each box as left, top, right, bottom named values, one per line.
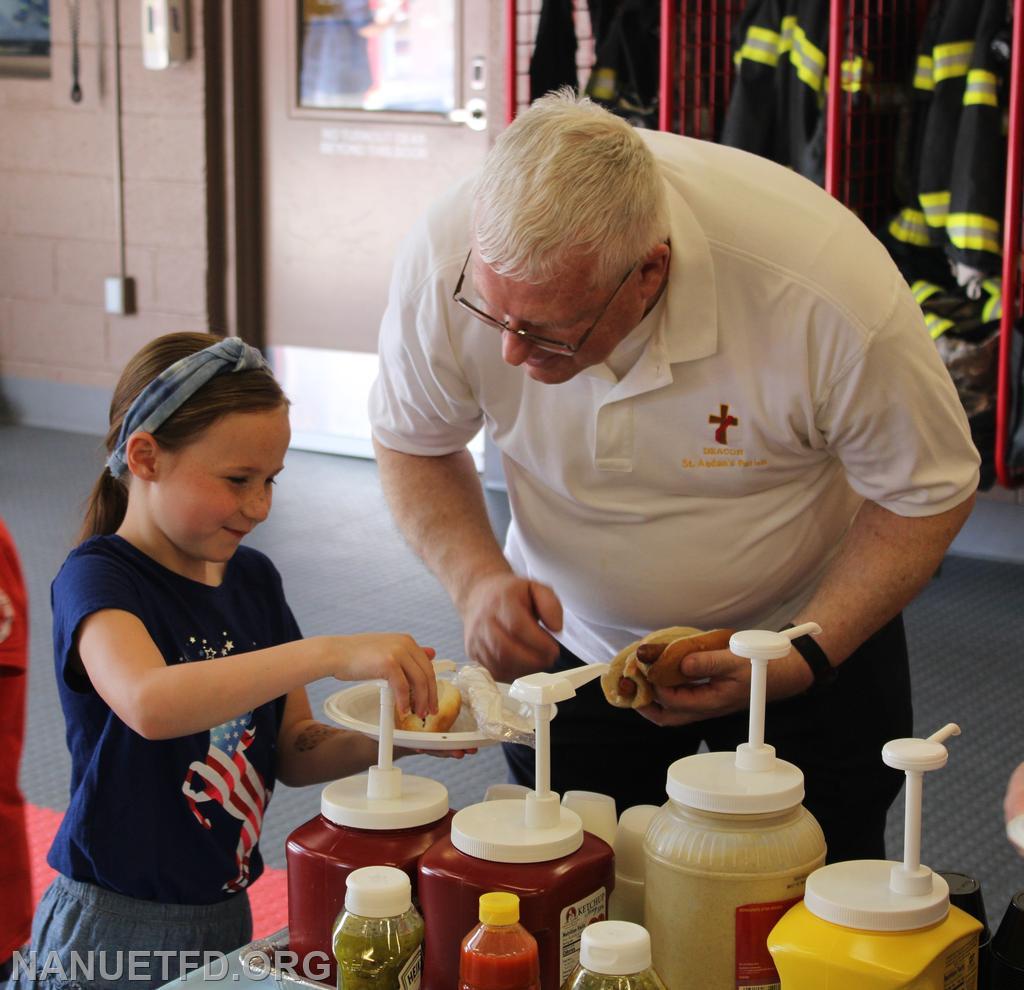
left=600, top=626, right=701, bottom=709
left=637, top=628, right=736, bottom=687
left=395, top=679, right=463, bottom=732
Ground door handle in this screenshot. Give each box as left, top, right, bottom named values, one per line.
left=449, top=97, right=487, bottom=131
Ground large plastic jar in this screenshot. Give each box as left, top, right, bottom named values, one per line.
left=644, top=755, right=826, bottom=990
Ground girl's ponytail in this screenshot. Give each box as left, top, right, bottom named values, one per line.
left=78, top=468, right=128, bottom=543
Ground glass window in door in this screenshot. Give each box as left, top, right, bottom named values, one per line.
left=298, top=0, right=455, bottom=113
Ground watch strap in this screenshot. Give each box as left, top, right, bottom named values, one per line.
left=785, top=626, right=838, bottom=694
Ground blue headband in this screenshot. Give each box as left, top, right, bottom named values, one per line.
left=106, top=337, right=271, bottom=479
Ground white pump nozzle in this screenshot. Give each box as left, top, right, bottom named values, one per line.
left=509, top=663, right=610, bottom=828
left=882, top=723, right=961, bottom=896
left=365, top=659, right=457, bottom=801
left=727, top=623, right=822, bottom=772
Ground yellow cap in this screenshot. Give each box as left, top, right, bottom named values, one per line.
left=479, top=891, right=519, bottom=926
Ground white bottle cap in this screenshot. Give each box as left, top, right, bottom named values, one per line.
left=562, top=790, right=618, bottom=847
left=321, top=773, right=449, bottom=830
left=613, top=805, right=660, bottom=881
left=344, top=865, right=412, bottom=918
left=452, top=664, right=609, bottom=863
left=321, top=673, right=450, bottom=829
left=580, top=920, right=653, bottom=975
left=804, top=723, right=960, bottom=931
left=665, top=625, right=819, bottom=814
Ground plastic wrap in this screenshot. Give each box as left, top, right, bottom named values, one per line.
left=457, top=663, right=537, bottom=747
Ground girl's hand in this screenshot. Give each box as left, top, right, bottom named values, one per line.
left=333, top=633, right=438, bottom=720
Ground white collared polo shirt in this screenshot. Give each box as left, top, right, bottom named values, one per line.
left=369, top=131, right=980, bottom=663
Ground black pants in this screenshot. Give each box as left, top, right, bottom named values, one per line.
left=504, top=615, right=912, bottom=863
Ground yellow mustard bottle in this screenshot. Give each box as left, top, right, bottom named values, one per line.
left=643, top=626, right=827, bottom=990
left=768, top=723, right=982, bottom=989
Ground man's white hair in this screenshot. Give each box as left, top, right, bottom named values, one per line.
left=472, top=88, right=669, bottom=289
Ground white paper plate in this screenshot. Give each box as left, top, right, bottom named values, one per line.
left=323, top=678, right=540, bottom=751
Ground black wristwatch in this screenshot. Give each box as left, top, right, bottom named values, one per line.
left=785, top=625, right=838, bottom=695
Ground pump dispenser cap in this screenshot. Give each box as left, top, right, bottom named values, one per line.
left=344, top=865, right=411, bottom=918
left=451, top=664, right=609, bottom=863
left=579, top=921, right=653, bottom=975
left=321, top=664, right=452, bottom=829
left=479, top=892, right=520, bottom=926
left=804, top=723, right=961, bottom=931
left=665, top=624, right=819, bottom=814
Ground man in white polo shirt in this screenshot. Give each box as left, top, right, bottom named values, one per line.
left=368, top=90, right=979, bottom=861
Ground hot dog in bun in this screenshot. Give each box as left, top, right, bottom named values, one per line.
left=601, top=627, right=736, bottom=708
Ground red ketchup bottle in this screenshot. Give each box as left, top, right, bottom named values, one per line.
left=460, top=891, right=540, bottom=990
left=286, top=679, right=454, bottom=985
left=419, top=666, right=616, bottom=990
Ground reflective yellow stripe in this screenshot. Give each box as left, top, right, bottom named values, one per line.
left=964, top=69, right=999, bottom=107
left=911, top=280, right=943, bottom=304
left=737, top=25, right=781, bottom=68
left=933, top=41, right=973, bottom=83
left=890, top=209, right=932, bottom=246
left=915, top=54, right=934, bottom=91
left=925, top=313, right=954, bottom=339
left=919, top=191, right=951, bottom=228
left=842, top=56, right=870, bottom=92
left=791, top=24, right=826, bottom=91
left=981, top=278, right=1002, bottom=321
left=947, top=213, right=1002, bottom=254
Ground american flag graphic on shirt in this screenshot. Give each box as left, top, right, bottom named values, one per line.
left=179, top=632, right=271, bottom=893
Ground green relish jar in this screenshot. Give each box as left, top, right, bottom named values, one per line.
left=332, top=866, right=424, bottom=989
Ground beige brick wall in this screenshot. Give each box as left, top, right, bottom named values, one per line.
left=0, top=0, right=211, bottom=394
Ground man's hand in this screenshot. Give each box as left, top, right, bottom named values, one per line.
left=462, top=573, right=563, bottom=682
left=636, top=646, right=814, bottom=726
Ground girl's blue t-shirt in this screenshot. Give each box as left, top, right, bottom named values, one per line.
left=48, top=535, right=300, bottom=905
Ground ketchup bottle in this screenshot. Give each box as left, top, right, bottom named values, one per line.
left=419, top=666, right=616, bottom=990
left=460, top=892, right=540, bottom=990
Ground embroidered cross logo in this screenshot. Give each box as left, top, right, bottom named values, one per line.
left=709, top=403, right=738, bottom=444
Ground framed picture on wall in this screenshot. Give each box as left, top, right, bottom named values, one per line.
left=0, top=0, right=49, bottom=78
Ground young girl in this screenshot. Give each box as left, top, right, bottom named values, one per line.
left=18, top=332, right=445, bottom=990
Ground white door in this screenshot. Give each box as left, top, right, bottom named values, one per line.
left=261, top=1, right=498, bottom=455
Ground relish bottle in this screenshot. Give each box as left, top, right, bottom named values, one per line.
left=459, top=892, right=540, bottom=990
left=333, top=865, right=424, bottom=989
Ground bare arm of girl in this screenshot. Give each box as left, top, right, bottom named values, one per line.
left=274, top=690, right=475, bottom=786
left=74, top=608, right=439, bottom=740
left=274, top=690, right=380, bottom=787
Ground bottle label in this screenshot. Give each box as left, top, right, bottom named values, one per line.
left=398, top=945, right=422, bottom=990
left=734, top=897, right=801, bottom=989
left=942, top=933, right=979, bottom=990
left=559, top=887, right=608, bottom=985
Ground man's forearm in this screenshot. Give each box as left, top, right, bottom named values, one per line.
left=373, top=440, right=511, bottom=610
left=793, top=493, right=975, bottom=668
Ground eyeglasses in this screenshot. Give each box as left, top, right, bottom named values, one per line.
left=452, top=250, right=638, bottom=355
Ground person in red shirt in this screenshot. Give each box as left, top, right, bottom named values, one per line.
left=0, top=515, right=32, bottom=981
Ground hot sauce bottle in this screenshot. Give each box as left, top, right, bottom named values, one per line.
left=459, top=892, right=540, bottom=990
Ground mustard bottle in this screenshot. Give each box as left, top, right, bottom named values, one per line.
left=768, top=723, right=982, bottom=989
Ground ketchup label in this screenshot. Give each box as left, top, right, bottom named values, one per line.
left=734, top=897, right=800, bottom=989
left=559, top=887, right=607, bottom=985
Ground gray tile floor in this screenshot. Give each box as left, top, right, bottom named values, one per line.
left=2, top=423, right=1022, bottom=933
